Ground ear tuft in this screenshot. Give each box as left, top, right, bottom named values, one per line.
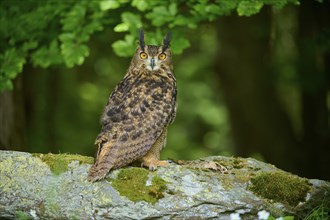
left=139, top=29, right=145, bottom=51
left=162, top=31, right=171, bottom=52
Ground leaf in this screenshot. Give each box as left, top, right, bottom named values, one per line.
left=1, top=49, right=26, bottom=79
left=263, top=0, right=299, bottom=9
left=121, top=12, right=142, bottom=28
left=81, top=20, right=104, bottom=37
left=0, top=48, right=26, bottom=90
left=59, top=33, right=75, bottom=42
left=237, top=1, right=264, bottom=16
left=61, top=4, right=86, bottom=31
left=100, top=0, right=121, bottom=11
left=0, top=79, right=13, bottom=92
left=31, top=40, right=63, bottom=68
left=217, top=0, right=239, bottom=13
left=114, top=23, right=129, bottom=32
left=114, top=12, right=142, bottom=33
left=170, top=37, right=190, bottom=54
left=131, top=0, right=149, bottom=11
left=169, top=3, right=177, bottom=16
left=112, top=35, right=136, bottom=57
left=61, top=42, right=89, bottom=68
left=22, top=41, right=38, bottom=52
left=146, top=6, right=172, bottom=26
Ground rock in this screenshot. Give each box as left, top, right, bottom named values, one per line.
left=0, top=150, right=329, bottom=219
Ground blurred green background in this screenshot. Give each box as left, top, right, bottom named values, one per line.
left=0, top=0, right=329, bottom=180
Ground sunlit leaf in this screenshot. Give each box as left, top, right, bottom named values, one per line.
left=112, top=35, right=136, bottom=57
left=169, top=3, right=177, bottom=16
left=131, top=0, right=149, bottom=11
left=121, top=12, right=142, bottom=28
left=59, top=33, right=75, bottom=42
left=114, top=23, right=129, bottom=32
left=237, top=1, right=264, bottom=16
left=99, top=0, right=120, bottom=11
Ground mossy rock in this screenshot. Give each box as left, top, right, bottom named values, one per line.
left=1, top=151, right=329, bottom=219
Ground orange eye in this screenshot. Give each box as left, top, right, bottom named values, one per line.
left=140, top=52, right=148, bottom=59
left=158, top=53, right=166, bottom=60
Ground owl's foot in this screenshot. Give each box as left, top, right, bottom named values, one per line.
left=141, top=158, right=169, bottom=171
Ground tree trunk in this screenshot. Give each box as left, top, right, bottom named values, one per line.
left=215, top=8, right=297, bottom=173
left=298, top=0, right=330, bottom=180
left=0, top=76, right=26, bottom=151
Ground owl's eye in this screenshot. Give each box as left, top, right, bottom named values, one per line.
left=158, top=53, right=166, bottom=60
left=140, top=52, right=148, bottom=59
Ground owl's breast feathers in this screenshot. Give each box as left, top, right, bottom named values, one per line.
left=101, top=69, right=176, bottom=128
left=88, top=68, right=176, bottom=181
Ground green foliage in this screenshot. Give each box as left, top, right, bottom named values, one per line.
left=265, top=215, right=294, bottom=220
left=0, top=0, right=299, bottom=92
left=304, top=203, right=329, bottom=220
left=0, top=0, right=105, bottom=91
left=249, top=172, right=311, bottom=207
left=15, top=211, right=30, bottom=220
left=237, top=1, right=264, bottom=16
left=110, top=167, right=167, bottom=204
left=33, top=153, right=94, bottom=175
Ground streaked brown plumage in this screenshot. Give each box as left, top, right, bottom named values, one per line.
left=87, top=31, right=176, bottom=182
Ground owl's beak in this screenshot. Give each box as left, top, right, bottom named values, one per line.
left=150, top=58, right=155, bottom=70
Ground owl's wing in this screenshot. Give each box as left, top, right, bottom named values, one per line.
left=88, top=76, right=176, bottom=182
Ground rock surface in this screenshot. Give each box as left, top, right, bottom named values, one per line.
left=0, top=150, right=329, bottom=219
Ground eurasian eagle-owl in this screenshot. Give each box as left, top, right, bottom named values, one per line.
left=88, top=31, right=177, bottom=182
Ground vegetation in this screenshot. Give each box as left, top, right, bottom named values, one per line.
left=0, top=0, right=299, bottom=91
left=249, top=171, right=311, bottom=206
left=0, top=0, right=329, bottom=182
left=304, top=203, right=329, bottom=220
left=110, top=167, right=167, bottom=204
left=33, top=153, right=94, bottom=175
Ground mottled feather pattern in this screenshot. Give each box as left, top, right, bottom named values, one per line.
left=88, top=39, right=176, bottom=182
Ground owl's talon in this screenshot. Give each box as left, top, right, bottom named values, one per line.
left=166, top=159, right=175, bottom=164
left=149, top=166, right=156, bottom=171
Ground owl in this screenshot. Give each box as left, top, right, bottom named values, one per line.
left=87, top=31, right=177, bottom=182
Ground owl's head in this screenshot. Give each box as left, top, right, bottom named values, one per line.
left=131, top=30, right=172, bottom=71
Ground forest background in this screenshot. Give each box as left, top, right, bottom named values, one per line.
left=0, top=0, right=329, bottom=181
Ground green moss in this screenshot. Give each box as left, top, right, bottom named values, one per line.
left=234, top=169, right=254, bottom=183
left=232, top=157, right=245, bottom=169
left=33, top=153, right=94, bottom=175
left=15, top=211, right=31, bottom=220
left=110, top=167, right=167, bottom=204
left=249, top=171, right=311, bottom=206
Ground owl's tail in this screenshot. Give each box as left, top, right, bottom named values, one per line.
left=87, top=138, right=119, bottom=182
left=87, top=165, right=107, bottom=182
